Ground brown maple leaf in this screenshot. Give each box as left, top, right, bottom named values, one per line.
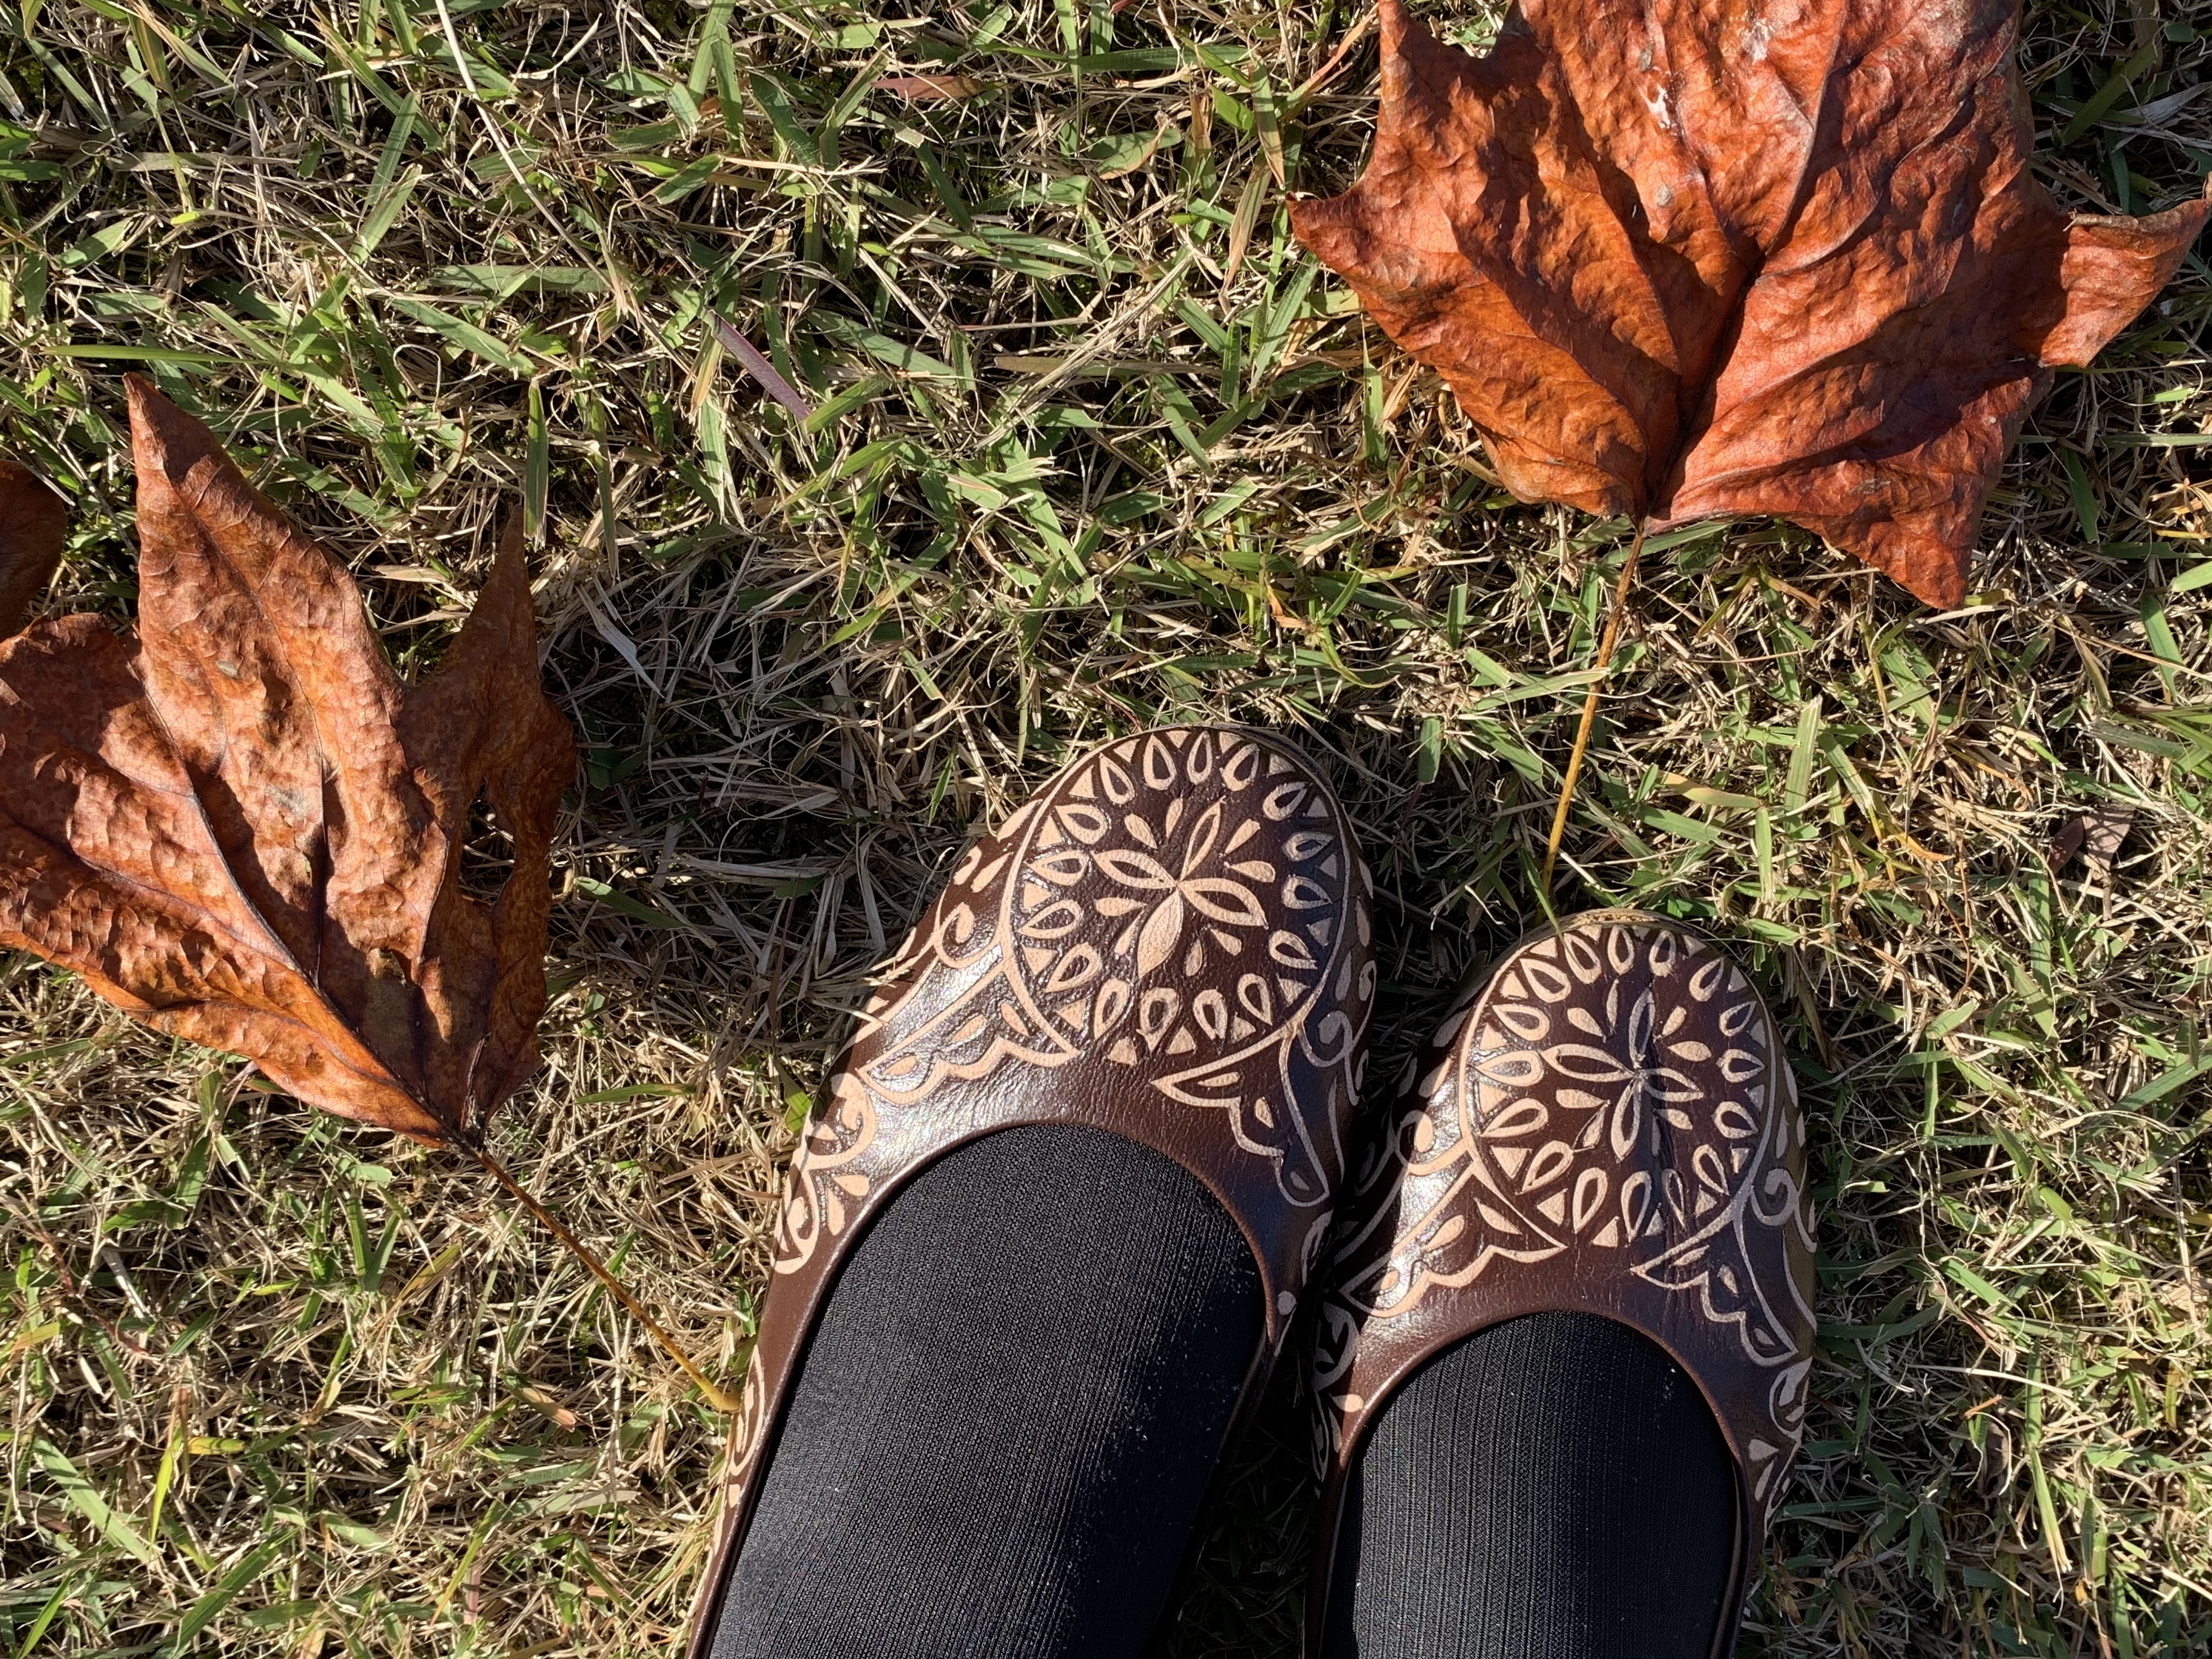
left=0, top=377, right=575, bottom=1147
left=1291, top=0, right=2211, bottom=606
left=0, top=458, right=67, bottom=638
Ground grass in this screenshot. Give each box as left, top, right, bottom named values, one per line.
left=1, top=0, right=2210, bottom=1654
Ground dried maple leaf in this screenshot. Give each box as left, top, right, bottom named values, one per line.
left=0, top=458, right=67, bottom=638
left=0, top=377, right=574, bottom=1147
left=1292, top=0, right=2211, bottom=606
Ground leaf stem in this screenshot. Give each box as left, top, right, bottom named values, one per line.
left=1540, top=519, right=1647, bottom=905
left=472, top=1146, right=740, bottom=1412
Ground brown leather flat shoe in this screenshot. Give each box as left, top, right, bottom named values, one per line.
left=688, top=724, right=1377, bottom=1657
left=1307, top=908, right=1817, bottom=1658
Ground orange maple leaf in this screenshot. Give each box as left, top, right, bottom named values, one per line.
left=0, top=378, right=574, bottom=1146
left=1293, top=0, right=2210, bottom=606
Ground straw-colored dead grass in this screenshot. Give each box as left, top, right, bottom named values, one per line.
left=1, top=1, right=2208, bottom=1654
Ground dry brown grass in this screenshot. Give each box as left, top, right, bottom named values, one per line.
left=1, top=0, right=2209, bottom=1654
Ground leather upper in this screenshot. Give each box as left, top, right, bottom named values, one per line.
left=688, top=725, right=1376, bottom=1658
left=1307, top=910, right=1817, bottom=1656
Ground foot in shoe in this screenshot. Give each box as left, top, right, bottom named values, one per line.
left=720, top=1125, right=1261, bottom=1659
left=1324, top=1310, right=1736, bottom=1659
left=691, top=726, right=1378, bottom=1659
left=1310, top=911, right=1818, bottom=1659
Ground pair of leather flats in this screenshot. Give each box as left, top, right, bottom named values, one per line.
left=686, top=728, right=1815, bottom=1657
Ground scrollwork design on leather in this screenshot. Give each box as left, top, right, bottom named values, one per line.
left=700, top=726, right=1375, bottom=1659
left=725, top=1344, right=768, bottom=1475
left=771, top=1070, right=878, bottom=1276
left=768, top=725, right=1373, bottom=1273
left=1317, top=916, right=1815, bottom=1524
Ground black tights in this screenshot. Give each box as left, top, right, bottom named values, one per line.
left=1324, top=1310, right=1737, bottom=1659
left=709, top=1128, right=1737, bottom=1659
left=711, top=1127, right=1259, bottom=1659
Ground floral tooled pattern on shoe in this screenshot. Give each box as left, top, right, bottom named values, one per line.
left=1318, top=918, right=1815, bottom=1522
left=771, top=726, right=1373, bottom=1281
left=724, top=1344, right=768, bottom=1476
left=771, top=1071, right=877, bottom=1276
